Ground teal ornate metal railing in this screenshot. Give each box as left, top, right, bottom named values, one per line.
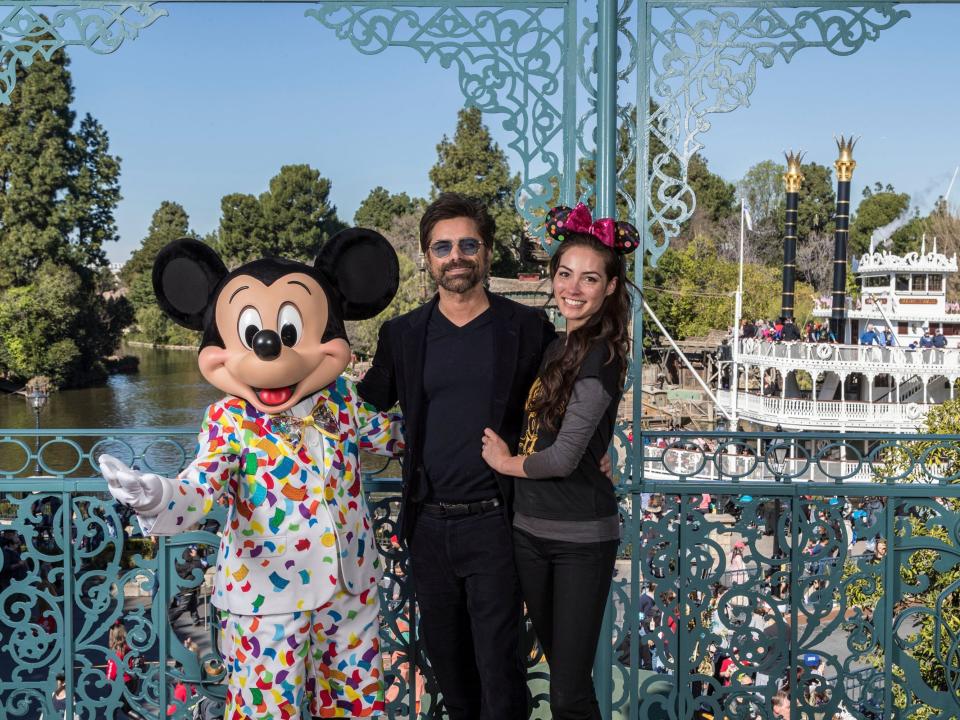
left=4, top=428, right=960, bottom=718
left=5, top=0, right=959, bottom=717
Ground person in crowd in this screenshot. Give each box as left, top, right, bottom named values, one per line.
left=740, top=318, right=756, bottom=339
left=772, top=690, right=791, bottom=719
left=920, top=329, right=934, bottom=348
left=480, top=202, right=637, bottom=720
left=883, top=328, right=895, bottom=346
left=780, top=318, right=801, bottom=342
left=934, top=330, right=948, bottom=349
left=50, top=673, right=67, bottom=719
left=859, top=324, right=879, bottom=346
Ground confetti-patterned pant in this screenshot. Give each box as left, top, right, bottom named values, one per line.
left=218, top=586, right=384, bottom=719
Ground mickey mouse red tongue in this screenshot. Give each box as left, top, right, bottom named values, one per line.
left=257, top=386, right=294, bottom=406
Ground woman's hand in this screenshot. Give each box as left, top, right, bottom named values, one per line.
left=481, top=428, right=511, bottom=474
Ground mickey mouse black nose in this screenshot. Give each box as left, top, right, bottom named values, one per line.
left=252, top=330, right=282, bottom=361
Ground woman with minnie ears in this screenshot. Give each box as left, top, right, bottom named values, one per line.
left=481, top=203, right=637, bottom=719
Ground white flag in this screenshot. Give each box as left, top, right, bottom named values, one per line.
left=742, top=203, right=754, bottom=232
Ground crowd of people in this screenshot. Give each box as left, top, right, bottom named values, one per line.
left=738, top=316, right=960, bottom=350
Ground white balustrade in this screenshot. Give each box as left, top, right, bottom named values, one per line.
left=716, top=390, right=926, bottom=431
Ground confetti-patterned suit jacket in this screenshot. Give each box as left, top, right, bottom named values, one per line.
left=139, top=376, right=404, bottom=615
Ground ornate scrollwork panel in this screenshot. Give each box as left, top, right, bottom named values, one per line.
left=0, top=1, right=166, bottom=104
left=307, top=3, right=569, bottom=236
left=642, top=4, right=910, bottom=264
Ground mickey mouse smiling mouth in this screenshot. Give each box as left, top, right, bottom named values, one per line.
left=255, top=385, right=297, bottom=406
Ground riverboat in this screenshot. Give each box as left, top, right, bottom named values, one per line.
left=718, top=243, right=960, bottom=435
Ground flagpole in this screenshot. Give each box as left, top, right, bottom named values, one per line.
left=730, top=199, right=746, bottom=430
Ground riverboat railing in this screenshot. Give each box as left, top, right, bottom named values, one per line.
left=3, top=428, right=960, bottom=718
left=737, top=338, right=960, bottom=370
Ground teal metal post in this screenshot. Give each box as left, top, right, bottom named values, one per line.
left=633, top=3, right=652, bottom=716
left=593, top=0, right=618, bottom=715
left=62, top=489, right=74, bottom=720
left=158, top=536, right=168, bottom=716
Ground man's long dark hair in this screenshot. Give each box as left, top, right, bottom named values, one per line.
left=527, top=232, right=631, bottom=432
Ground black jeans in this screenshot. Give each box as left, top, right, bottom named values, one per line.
left=409, top=507, right=527, bottom=720
left=513, top=528, right=618, bottom=720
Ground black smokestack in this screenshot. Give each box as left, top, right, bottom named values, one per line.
left=830, top=136, right=857, bottom=342
left=782, top=151, right=804, bottom=321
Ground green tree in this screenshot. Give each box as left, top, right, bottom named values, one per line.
left=429, top=107, right=524, bottom=276
left=215, top=193, right=269, bottom=266
left=738, top=160, right=786, bottom=226
left=849, top=182, right=910, bottom=257
left=0, top=263, right=95, bottom=385
left=121, top=201, right=202, bottom=346
left=889, top=211, right=928, bottom=256
left=259, top=164, right=345, bottom=261
left=645, top=236, right=814, bottom=339
left=67, top=114, right=122, bottom=268
left=121, top=201, right=193, bottom=294
left=215, top=165, right=346, bottom=265
left=796, top=162, right=836, bottom=241
left=0, top=43, right=126, bottom=387
left=355, top=187, right=421, bottom=231
left=871, top=400, right=960, bottom=718
left=686, top=154, right=736, bottom=226
left=0, top=41, right=75, bottom=287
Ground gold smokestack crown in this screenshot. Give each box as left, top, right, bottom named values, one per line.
left=783, top=150, right=805, bottom=193
left=834, top=135, right=858, bottom=182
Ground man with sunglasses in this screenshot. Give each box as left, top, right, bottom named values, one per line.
left=358, top=192, right=556, bottom=720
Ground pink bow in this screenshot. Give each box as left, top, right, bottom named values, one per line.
left=561, top=203, right=618, bottom=248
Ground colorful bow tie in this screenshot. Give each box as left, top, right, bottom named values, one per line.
left=270, top=400, right=339, bottom=452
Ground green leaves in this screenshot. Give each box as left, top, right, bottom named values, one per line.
left=429, top=107, right=526, bottom=276
left=214, top=165, right=346, bottom=265
left=0, top=47, right=125, bottom=387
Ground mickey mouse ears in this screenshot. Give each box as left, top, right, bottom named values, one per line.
left=545, top=203, right=641, bottom=255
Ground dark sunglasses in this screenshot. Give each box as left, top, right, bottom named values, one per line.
left=428, top=237, right=484, bottom=258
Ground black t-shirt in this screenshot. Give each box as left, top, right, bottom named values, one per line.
left=514, top=339, right=623, bottom=521
left=421, top=308, right=499, bottom=503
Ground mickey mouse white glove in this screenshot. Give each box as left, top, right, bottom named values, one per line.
left=99, top=454, right=171, bottom=516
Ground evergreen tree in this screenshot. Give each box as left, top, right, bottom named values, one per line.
left=216, top=192, right=269, bottom=266
left=429, top=107, right=524, bottom=276
left=354, top=186, right=421, bottom=231
left=68, top=114, right=122, bottom=268
left=122, top=201, right=201, bottom=347
left=0, top=41, right=76, bottom=288
left=215, top=165, right=345, bottom=265
left=796, top=161, right=836, bottom=241
left=121, top=201, right=193, bottom=292
left=0, top=43, right=126, bottom=387
left=260, top=164, right=345, bottom=261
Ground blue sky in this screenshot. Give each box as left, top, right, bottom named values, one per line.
left=63, top=3, right=960, bottom=264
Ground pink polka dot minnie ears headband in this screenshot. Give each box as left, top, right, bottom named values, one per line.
left=545, top=203, right=641, bottom=255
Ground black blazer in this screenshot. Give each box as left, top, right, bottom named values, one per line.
left=357, top=291, right=557, bottom=539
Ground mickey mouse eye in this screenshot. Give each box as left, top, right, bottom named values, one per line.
left=278, top=303, right=303, bottom=347
left=238, top=307, right=262, bottom=350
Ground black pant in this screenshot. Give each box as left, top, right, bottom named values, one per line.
left=513, top=528, right=618, bottom=720
left=409, top=507, right=527, bottom=720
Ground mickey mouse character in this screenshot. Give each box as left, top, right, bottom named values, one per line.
left=99, top=230, right=404, bottom=719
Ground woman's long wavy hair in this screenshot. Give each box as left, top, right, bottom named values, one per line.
left=527, top=232, right=632, bottom=432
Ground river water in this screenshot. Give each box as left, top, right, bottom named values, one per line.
left=0, top=344, right=224, bottom=477
left=0, top=343, right=222, bottom=432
